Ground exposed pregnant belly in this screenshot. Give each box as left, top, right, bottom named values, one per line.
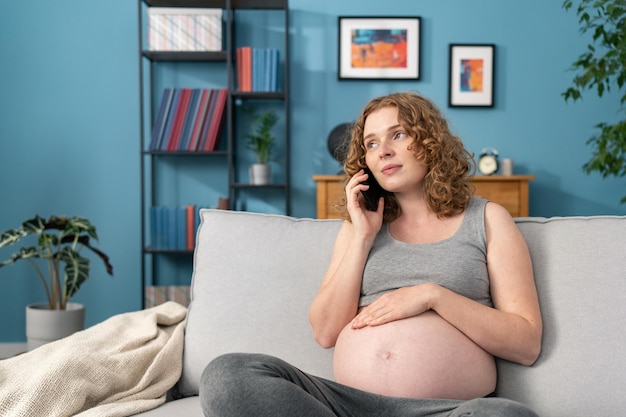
left=333, top=311, right=496, bottom=400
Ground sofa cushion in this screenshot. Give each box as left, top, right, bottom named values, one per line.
left=176, top=210, right=341, bottom=397
left=497, top=216, right=626, bottom=416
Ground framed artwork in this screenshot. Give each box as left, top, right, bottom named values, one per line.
left=338, top=17, right=421, bottom=80
left=448, top=44, right=495, bottom=107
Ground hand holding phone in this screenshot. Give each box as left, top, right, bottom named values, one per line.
left=361, top=168, right=384, bottom=211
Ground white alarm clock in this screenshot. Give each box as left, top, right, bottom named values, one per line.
left=478, top=147, right=499, bottom=175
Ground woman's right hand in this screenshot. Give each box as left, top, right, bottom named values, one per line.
left=346, top=169, right=384, bottom=239
left=310, top=169, right=384, bottom=348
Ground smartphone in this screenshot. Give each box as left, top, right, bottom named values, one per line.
left=361, top=168, right=384, bottom=211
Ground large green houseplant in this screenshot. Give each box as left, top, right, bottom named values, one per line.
left=562, top=0, right=626, bottom=203
left=0, top=214, right=113, bottom=310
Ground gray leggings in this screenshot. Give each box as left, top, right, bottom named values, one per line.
left=199, top=353, right=539, bottom=417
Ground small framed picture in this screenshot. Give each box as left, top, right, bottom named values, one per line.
left=448, top=44, right=495, bottom=107
left=338, top=16, right=421, bottom=80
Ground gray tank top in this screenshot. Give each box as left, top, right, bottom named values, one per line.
left=360, top=197, right=492, bottom=308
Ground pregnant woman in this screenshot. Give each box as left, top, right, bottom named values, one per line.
left=200, top=92, right=543, bottom=417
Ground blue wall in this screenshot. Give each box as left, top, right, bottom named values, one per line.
left=1, top=0, right=624, bottom=342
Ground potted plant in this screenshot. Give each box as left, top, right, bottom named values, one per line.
left=562, top=0, right=626, bottom=203
left=0, top=214, right=113, bottom=350
left=245, top=108, right=279, bottom=185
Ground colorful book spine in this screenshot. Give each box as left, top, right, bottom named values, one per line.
left=271, top=49, right=279, bottom=92
left=149, top=88, right=174, bottom=151
left=150, top=205, right=202, bottom=250
left=144, top=285, right=191, bottom=308
left=166, top=88, right=192, bottom=151
left=149, top=88, right=228, bottom=153
left=252, top=48, right=260, bottom=92
left=178, top=88, right=202, bottom=151
left=176, top=206, right=186, bottom=250
left=236, top=46, right=252, bottom=92
left=237, top=46, right=279, bottom=92
left=159, top=89, right=182, bottom=151
left=236, top=48, right=244, bottom=92
left=198, top=90, right=218, bottom=151
left=206, top=89, right=228, bottom=151
left=188, top=89, right=211, bottom=151
left=186, top=205, right=195, bottom=251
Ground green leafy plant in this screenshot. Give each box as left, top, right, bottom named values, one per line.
left=245, top=109, right=279, bottom=164
left=0, top=215, right=113, bottom=310
left=562, top=0, right=626, bottom=203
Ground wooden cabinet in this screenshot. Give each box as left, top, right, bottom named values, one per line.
left=471, top=175, right=534, bottom=217
left=313, top=174, right=534, bottom=219
left=312, top=175, right=346, bottom=220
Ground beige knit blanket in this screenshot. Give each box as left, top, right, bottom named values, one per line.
left=0, top=301, right=187, bottom=417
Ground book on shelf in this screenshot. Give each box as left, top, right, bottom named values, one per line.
left=237, top=46, right=279, bottom=93
left=157, top=89, right=182, bottom=151
left=204, top=88, right=227, bottom=152
left=149, top=87, right=228, bottom=152
left=167, top=88, right=192, bottom=151
left=187, top=88, right=211, bottom=151
left=252, top=48, right=260, bottom=92
left=236, top=47, right=243, bottom=91
left=186, top=205, right=195, bottom=251
left=149, top=204, right=203, bottom=251
left=197, top=88, right=227, bottom=152
left=147, top=8, right=223, bottom=52
left=270, top=48, right=279, bottom=91
left=149, top=88, right=174, bottom=151
left=178, top=88, right=202, bottom=151
left=197, top=91, right=217, bottom=151
left=236, top=47, right=250, bottom=92
left=144, top=285, right=191, bottom=308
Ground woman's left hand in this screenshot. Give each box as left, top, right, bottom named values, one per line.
left=351, top=283, right=437, bottom=328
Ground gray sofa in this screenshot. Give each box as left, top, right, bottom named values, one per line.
left=138, top=209, right=626, bottom=417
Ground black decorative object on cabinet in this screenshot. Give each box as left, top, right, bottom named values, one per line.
left=138, top=0, right=290, bottom=307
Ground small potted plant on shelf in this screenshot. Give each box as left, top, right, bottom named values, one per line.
left=245, top=108, right=279, bottom=185
left=0, top=214, right=113, bottom=350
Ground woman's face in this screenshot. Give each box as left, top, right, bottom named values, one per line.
left=362, top=106, right=428, bottom=194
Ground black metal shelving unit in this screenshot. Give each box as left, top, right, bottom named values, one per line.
left=138, top=0, right=290, bottom=306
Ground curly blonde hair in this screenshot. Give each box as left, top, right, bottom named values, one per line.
left=338, top=91, right=475, bottom=222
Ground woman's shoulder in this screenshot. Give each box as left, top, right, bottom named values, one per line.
left=483, top=200, right=513, bottom=221
left=468, top=197, right=510, bottom=220
left=483, top=200, right=520, bottom=242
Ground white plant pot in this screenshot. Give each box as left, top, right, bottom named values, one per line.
left=249, top=163, right=271, bottom=185
left=26, top=302, right=85, bottom=351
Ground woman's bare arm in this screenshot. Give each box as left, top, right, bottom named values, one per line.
left=308, top=222, right=367, bottom=348
left=309, top=170, right=384, bottom=348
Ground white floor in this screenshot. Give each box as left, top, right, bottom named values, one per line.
left=0, top=343, right=27, bottom=359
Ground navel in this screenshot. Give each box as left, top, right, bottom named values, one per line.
left=379, top=350, right=395, bottom=360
